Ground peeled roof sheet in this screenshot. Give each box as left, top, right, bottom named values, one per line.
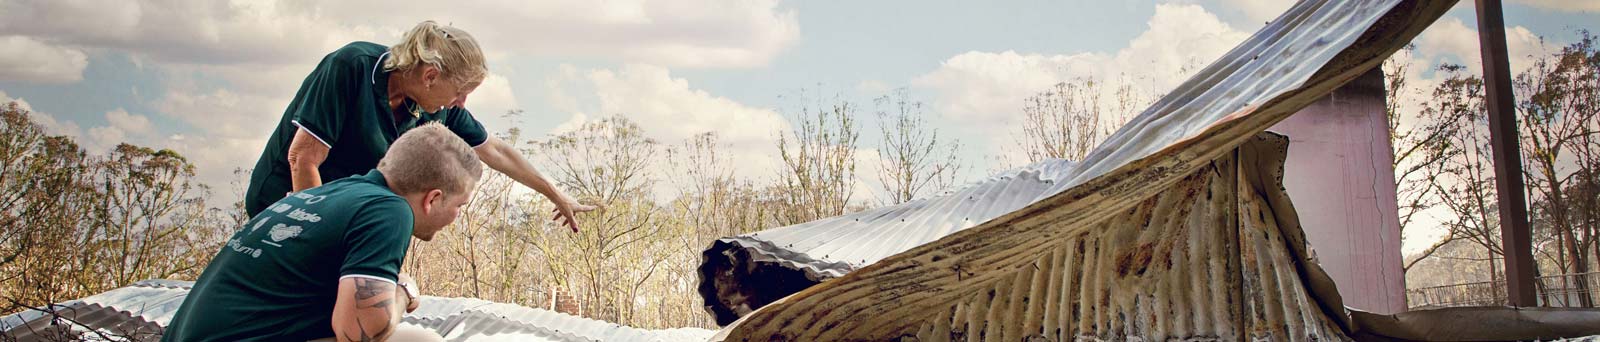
left=697, top=0, right=1429, bottom=325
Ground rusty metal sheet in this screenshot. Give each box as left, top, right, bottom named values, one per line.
left=709, top=0, right=1463, bottom=340
left=898, top=134, right=1348, bottom=341
left=1350, top=307, right=1600, bottom=341
left=701, top=0, right=1452, bottom=331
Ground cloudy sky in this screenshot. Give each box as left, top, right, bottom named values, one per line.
left=1, top=0, right=1596, bottom=254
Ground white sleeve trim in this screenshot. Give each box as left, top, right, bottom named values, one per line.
left=291, top=120, right=334, bottom=148
left=340, top=274, right=396, bottom=284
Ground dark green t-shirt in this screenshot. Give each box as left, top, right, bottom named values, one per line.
left=245, top=41, right=488, bottom=216
left=164, top=170, right=413, bottom=342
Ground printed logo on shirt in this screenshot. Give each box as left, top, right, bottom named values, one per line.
left=248, top=218, right=271, bottom=234
left=293, top=192, right=328, bottom=204
left=287, top=208, right=322, bottom=223
left=268, top=203, right=293, bottom=213
left=227, top=238, right=263, bottom=258
left=262, top=224, right=303, bottom=247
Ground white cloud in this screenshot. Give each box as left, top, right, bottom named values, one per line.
left=465, top=73, right=523, bottom=134
left=400, top=0, right=801, bottom=68
left=86, top=126, right=127, bottom=151
left=0, top=91, right=33, bottom=115
left=0, top=1, right=366, bottom=67
left=1512, top=0, right=1600, bottom=12
left=546, top=64, right=790, bottom=179
left=1413, top=17, right=1554, bottom=75
left=1223, top=0, right=1293, bottom=26
left=1, top=90, right=84, bottom=138
left=852, top=148, right=886, bottom=205
left=7, top=88, right=259, bottom=204
left=913, top=4, right=1248, bottom=140
left=85, top=108, right=161, bottom=152
left=1, top=0, right=796, bottom=207
left=0, top=36, right=89, bottom=84
left=104, top=108, right=154, bottom=136
left=157, top=134, right=268, bottom=204
left=856, top=80, right=892, bottom=95
left=0, top=0, right=797, bottom=70
left=550, top=112, right=591, bottom=136
left=153, top=87, right=285, bottom=140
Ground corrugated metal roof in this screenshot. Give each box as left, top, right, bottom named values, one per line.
left=0, top=303, right=163, bottom=341
left=697, top=0, right=1419, bottom=326
left=698, top=159, right=1079, bottom=323
left=699, top=0, right=1600, bottom=339
left=0, top=280, right=715, bottom=342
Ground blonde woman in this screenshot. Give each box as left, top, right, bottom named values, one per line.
left=245, top=21, right=595, bottom=231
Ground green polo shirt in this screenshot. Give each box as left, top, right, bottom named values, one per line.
left=245, top=41, right=488, bottom=216
left=164, top=170, right=413, bottom=342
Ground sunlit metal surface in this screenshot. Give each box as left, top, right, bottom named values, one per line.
left=700, top=0, right=1437, bottom=326
left=0, top=280, right=715, bottom=342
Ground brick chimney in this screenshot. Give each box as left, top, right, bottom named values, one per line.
left=548, top=285, right=580, bottom=315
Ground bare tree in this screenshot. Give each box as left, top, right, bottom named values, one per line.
left=1515, top=33, right=1599, bottom=306
left=1425, top=65, right=1508, bottom=283
left=530, top=115, right=671, bottom=325
left=873, top=89, right=961, bottom=205
left=1386, top=47, right=1460, bottom=273
left=666, top=132, right=774, bottom=242
left=1014, top=77, right=1144, bottom=164
left=776, top=93, right=860, bottom=225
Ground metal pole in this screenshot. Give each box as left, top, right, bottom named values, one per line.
left=1474, top=0, right=1537, bottom=307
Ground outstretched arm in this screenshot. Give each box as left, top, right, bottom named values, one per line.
left=331, top=277, right=410, bottom=342
left=473, top=136, right=598, bottom=232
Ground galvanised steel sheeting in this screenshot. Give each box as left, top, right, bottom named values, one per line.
left=698, top=159, right=1079, bottom=324
left=0, top=303, right=164, bottom=341
left=698, top=0, right=1432, bottom=326
left=713, top=0, right=1472, bottom=338
left=736, top=158, right=1078, bottom=278
left=0, top=280, right=715, bottom=342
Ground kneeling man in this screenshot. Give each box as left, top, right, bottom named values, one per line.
left=165, top=122, right=480, bottom=342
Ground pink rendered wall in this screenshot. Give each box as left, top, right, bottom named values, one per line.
left=1268, top=67, right=1407, bottom=314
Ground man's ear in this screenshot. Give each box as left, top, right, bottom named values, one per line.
left=423, top=189, right=445, bottom=214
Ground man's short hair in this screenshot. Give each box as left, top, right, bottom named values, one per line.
left=378, top=122, right=483, bottom=196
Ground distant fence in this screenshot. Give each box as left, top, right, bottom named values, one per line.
left=1407, top=272, right=1600, bottom=309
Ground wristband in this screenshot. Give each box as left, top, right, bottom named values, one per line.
left=397, top=281, right=417, bottom=302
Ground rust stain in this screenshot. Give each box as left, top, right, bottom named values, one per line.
left=1115, top=242, right=1157, bottom=278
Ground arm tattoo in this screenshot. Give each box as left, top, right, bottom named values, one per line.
left=353, top=278, right=393, bottom=301
left=350, top=316, right=392, bottom=342
left=341, top=278, right=398, bottom=342
left=362, top=299, right=393, bottom=310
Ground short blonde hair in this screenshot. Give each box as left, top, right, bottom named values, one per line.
left=386, top=20, right=487, bottom=85
left=378, top=122, right=483, bottom=196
